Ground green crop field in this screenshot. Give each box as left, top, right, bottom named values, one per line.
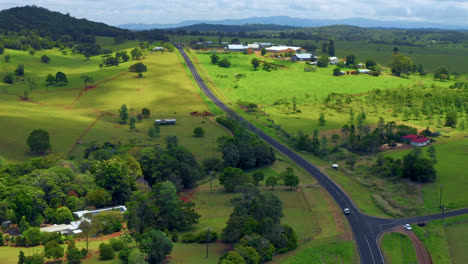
left=381, top=232, right=418, bottom=264
left=0, top=47, right=230, bottom=162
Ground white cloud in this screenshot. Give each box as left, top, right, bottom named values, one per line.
left=0, top=0, right=467, bottom=26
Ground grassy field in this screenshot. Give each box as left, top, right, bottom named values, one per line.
left=179, top=183, right=357, bottom=263
left=446, top=217, right=468, bottom=264
left=385, top=138, right=468, bottom=212
left=381, top=232, right=418, bottom=264
left=0, top=47, right=230, bottom=162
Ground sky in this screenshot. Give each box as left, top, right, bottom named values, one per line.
left=0, top=0, right=467, bottom=26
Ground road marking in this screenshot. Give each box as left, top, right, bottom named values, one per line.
left=365, top=236, right=377, bottom=264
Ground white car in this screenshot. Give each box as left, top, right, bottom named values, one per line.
left=343, top=208, right=350, bottom=215
left=403, top=224, right=412, bottom=231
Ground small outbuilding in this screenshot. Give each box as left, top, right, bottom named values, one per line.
left=292, top=54, right=318, bottom=62
left=410, top=137, right=430, bottom=147
left=329, top=57, right=339, bottom=65
left=358, top=69, right=371, bottom=74
left=155, top=119, right=176, bottom=125
left=153, top=47, right=165, bottom=51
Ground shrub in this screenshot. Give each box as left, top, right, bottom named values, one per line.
left=99, top=243, right=114, bottom=260
left=193, top=127, right=205, bottom=137
left=109, top=238, right=123, bottom=251
left=181, top=232, right=197, bottom=243
left=3, top=73, right=14, bottom=84
left=196, top=230, right=218, bottom=243
left=171, top=230, right=179, bottom=242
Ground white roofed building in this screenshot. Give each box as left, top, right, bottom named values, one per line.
left=265, top=46, right=305, bottom=54
left=292, top=54, right=318, bottom=62
left=228, top=44, right=247, bottom=51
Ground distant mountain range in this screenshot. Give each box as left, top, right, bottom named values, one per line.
left=119, top=16, right=466, bottom=31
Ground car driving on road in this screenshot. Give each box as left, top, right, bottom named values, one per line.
left=344, top=208, right=350, bottom=215
left=404, top=224, right=412, bottom=231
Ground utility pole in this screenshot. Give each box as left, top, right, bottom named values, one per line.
left=439, top=185, right=443, bottom=209
left=206, top=227, right=213, bottom=258
left=209, top=170, right=214, bottom=192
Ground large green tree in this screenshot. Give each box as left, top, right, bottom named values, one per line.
left=389, top=53, right=415, bottom=77
left=129, top=62, right=147, bottom=77
left=27, top=129, right=51, bottom=153
left=219, top=167, right=253, bottom=193
left=44, top=241, right=64, bottom=260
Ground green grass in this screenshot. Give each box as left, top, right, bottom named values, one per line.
left=385, top=138, right=468, bottom=212
left=446, top=217, right=468, bottom=264
left=182, top=184, right=356, bottom=263
left=381, top=232, right=418, bottom=264
left=282, top=239, right=358, bottom=264
left=168, top=242, right=231, bottom=264
left=0, top=47, right=230, bottom=162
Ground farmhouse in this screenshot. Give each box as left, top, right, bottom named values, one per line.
left=265, top=46, right=305, bottom=54
left=401, top=134, right=431, bottom=147
left=153, top=47, right=164, bottom=51
left=155, top=119, right=176, bottom=125
left=329, top=57, right=339, bottom=65
left=228, top=44, right=247, bottom=52
left=291, top=54, right=318, bottom=62
left=358, top=69, right=371, bottom=74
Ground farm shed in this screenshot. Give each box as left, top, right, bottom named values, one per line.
left=153, top=47, right=164, bottom=51
left=292, top=53, right=318, bottom=62
left=228, top=44, right=247, bottom=52
left=155, top=119, right=177, bottom=125
left=329, top=57, right=339, bottom=65
left=265, top=46, right=305, bottom=54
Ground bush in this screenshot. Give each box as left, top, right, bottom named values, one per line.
left=181, top=232, right=197, bottom=243
left=193, top=127, right=205, bottom=137
left=99, top=243, right=114, bottom=260
left=3, top=73, right=14, bottom=84
left=109, top=238, right=123, bottom=251
left=196, top=230, right=218, bottom=243
left=118, top=246, right=131, bottom=264
left=218, top=58, right=231, bottom=68
left=171, top=230, right=179, bottom=242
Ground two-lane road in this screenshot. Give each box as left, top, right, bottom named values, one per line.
left=176, top=45, right=468, bottom=263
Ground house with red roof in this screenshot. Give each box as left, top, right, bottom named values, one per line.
left=401, top=134, right=430, bottom=147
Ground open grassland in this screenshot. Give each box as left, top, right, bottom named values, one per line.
left=0, top=47, right=230, bottom=161
left=190, top=50, right=455, bottom=136
left=381, top=232, right=418, bottom=264
left=385, top=138, right=468, bottom=212
left=96, top=36, right=140, bottom=52
left=180, top=184, right=356, bottom=263
left=282, top=238, right=358, bottom=264
left=413, top=215, right=468, bottom=264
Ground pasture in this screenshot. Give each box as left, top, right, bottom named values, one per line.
left=0, top=47, right=230, bottom=162
left=385, top=138, right=468, bottom=212
left=180, top=183, right=356, bottom=263
left=381, top=232, right=418, bottom=264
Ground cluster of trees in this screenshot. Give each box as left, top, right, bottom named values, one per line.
left=210, top=54, right=231, bottom=68
left=220, top=191, right=297, bottom=263
left=389, top=53, right=425, bottom=77
left=373, top=146, right=437, bottom=182
left=218, top=118, right=276, bottom=170
left=45, top=71, right=68, bottom=86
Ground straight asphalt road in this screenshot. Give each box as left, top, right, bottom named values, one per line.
left=175, top=45, right=468, bottom=264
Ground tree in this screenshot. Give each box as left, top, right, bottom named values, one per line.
left=84, top=51, right=91, bottom=60
left=23, top=227, right=42, bottom=247
left=218, top=58, right=231, bottom=68
left=266, top=176, right=278, bottom=190
left=129, top=116, right=136, bottom=131
left=99, top=243, right=115, bottom=260
left=417, top=64, right=426, bottom=75
left=18, top=251, right=26, bottom=264
left=129, top=62, right=147, bottom=77
left=54, top=206, right=74, bottom=224
left=445, top=110, right=457, bottom=127
left=389, top=53, right=414, bottom=77
left=14, top=64, right=25, bottom=76
left=331, top=134, right=340, bottom=142
left=3, top=73, right=14, bottom=84
left=86, top=189, right=112, bottom=208
left=284, top=173, right=299, bottom=190
left=318, top=113, right=326, bottom=126
left=41, top=55, right=50, bottom=63
left=434, top=67, right=450, bottom=81
left=110, top=238, right=123, bottom=251
left=251, top=58, right=260, bottom=70
left=137, top=114, right=143, bottom=122
left=149, top=127, right=159, bottom=138
left=165, top=135, right=178, bottom=149
left=219, top=167, right=253, bottom=193
left=24, top=254, right=44, bottom=264
left=171, top=230, right=179, bottom=242
left=0, top=44, right=4, bottom=54
left=81, top=75, right=94, bottom=89
left=66, top=241, right=82, bottom=264
left=55, top=71, right=67, bottom=84
left=130, top=48, right=143, bottom=60
left=252, top=171, right=265, bottom=186
left=193, top=127, right=205, bottom=137
left=139, top=229, right=173, bottom=264
left=4, top=54, right=10, bottom=63
left=128, top=249, right=146, bottom=264
left=261, top=48, right=266, bottom=56
left=142, top=108, right=150, bottom=117
left=27, top=129, right=51, bottom=153
left=210, top=54, right=220, bottom=64
left=365, top=59, right=377, bottom=68
left=79, top=220, right=95, bottom=252
left=346, top=154, right=358, bottom=170
left=317, top=57, right=329, bottom=67
left=222, top=143, right=240, bottom=168
left=45, top=74, right=55, bottom=85
left=328, top=39, right=335, bottom=57
left=346, top=55, right=357, bottom=67
left=44, top=241, right=64, bottom=260
left=119, top=104, right=129, bottom=124
left=119, top=246, right=132, bottom=264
